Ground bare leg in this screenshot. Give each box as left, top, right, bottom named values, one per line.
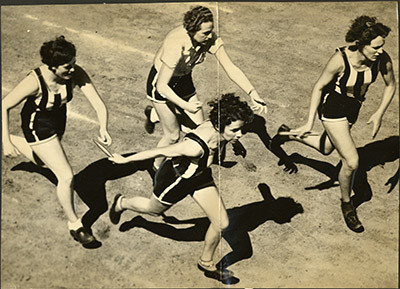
left=291, top=131, right=335, bottom=155
left=192, top=186, right=229, bottom=263
left=322, top=120, right=358, bottom=202
left=30, top=137, right=78, bottom=223
left=10, top=135, right=40, bottom=164
left=322, top=120, right=363, bottom=232
left=152, top=102, right=180, bottom=169
left=120, top=194, right=169, bottom=216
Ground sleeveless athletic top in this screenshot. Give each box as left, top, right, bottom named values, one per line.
left=154, top=26, right=223, bottom=76
left=27, top=67, right=73, bottom=111
left=170, top=132, right=210, bottom=179
left=323, top=46, right=381, bottom=102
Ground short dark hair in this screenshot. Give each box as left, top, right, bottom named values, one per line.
left=183, top=6, right=213, bottom=35
left=40, top=35, right=76, bottom=67
left=209, top=93, right=254, bottom=133
left=345, top=15, right=391, bottom=46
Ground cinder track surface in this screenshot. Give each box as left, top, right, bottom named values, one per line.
left=1, top=2, right=398, bottom=288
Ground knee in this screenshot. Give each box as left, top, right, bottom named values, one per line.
left=213, top=216, right=229, bottom=233
left=343, top=156, right=359, bottom=172
left=57, top=171, right=74, bottom=187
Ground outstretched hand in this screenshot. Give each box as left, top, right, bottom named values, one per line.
left=98, top=129, right=112, bottom=145
left=108, top=153, right=128, bottom=164
left=249, top=91, right=267, bottom=114
left=291, top=123, right=314, bottom=139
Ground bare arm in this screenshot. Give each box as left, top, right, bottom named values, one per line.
left=367, top=51, right=397, bottom=138
left=74, top=65, right=112, bottom=145
left=156, top=63, right=202, bottom=113
left=293, top=51, right=344, bottom=137
left=2, top=73, right=38, bottom=156
left=214, top=46, right=267, bottom=113
left=109, top=138, right=203, bottom=164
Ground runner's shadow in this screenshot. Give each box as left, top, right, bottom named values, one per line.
left=289, top=135, right=399, bottom=207
left=11, top=152, right=154, bottom=230
left=244, top=114, right=298, bottom=173
left=119, top=183, right=303, bottom=274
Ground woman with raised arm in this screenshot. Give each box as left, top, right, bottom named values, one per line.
left=2, top=36, right=112, bottom=246
left=109, top=93, right=254, bottom=281
left=143, top=5, right=267, bottom=169
left=272, top=16, right=396, bottom=233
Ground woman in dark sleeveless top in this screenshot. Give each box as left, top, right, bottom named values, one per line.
left=109, top=93, right=254, bottom=281
left=2, top=36, right=112, bottom=246
left=272, top=16, right=396, bottom=233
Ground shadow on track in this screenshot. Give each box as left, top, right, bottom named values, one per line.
left=11, top=152, right=154, bottom=231
left=179, top=113, right=298, bottom=174
left=119, top=183, right=303, bottom=279
left=288, top=135, right=399, bottom=208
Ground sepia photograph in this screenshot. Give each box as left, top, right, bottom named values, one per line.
left=1, top=1, right=398, bottom=288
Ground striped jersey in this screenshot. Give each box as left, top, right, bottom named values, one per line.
left=28, top=67, right=73, bottom=111
left=324, top=46, right=381, bottom=102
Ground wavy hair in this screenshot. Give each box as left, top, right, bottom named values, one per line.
left=183, top=6, right=213, bottom=35
left=345, top=15, right=391, bottom=46
left=40, top=36, right=76, bottom=67
left=209, top=93, right=254, bottom=133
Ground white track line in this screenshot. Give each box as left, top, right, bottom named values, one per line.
left=8, top=4, right=235, bottom=125
left=24, top=14, right=154, bottom=62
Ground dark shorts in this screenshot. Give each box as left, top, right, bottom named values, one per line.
left=153, top=159, right=215, bottom=206
left=318, top=91, right=362, bottom=124
left=21, top=102, right=67, bottom=143
left=146, top=66, right=196, bottom=103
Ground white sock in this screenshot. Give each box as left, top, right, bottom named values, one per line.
left=68, top=219, right=83, bottom=231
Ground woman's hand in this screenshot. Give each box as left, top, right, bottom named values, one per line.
left=291, top=123, right=314, bottom=138
left=108, top=153, right=129, bottom=164
left=98, top=129, right=112, bottom=145
left=249, top=90, right=267, bottom=114
left=184, top=101, right=203, bottom=114
left=367, top=112, right=383, bottom=139
left=2, top=140, right=20, bottom=157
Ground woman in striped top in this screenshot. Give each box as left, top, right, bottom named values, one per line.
left=272, top=16, right=396, bottom=233
left=2, top=36, right=112, bottom=246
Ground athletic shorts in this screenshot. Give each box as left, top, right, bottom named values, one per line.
left=146, top=66, right=196, bottom=103
left=318, top=91, right=362, bottom=124
left=21, top=101, right=67, bottom=144
left=153, top=159, right=215, bottom=206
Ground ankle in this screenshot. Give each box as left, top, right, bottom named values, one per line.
left=68, top=218, right=83, bottom=230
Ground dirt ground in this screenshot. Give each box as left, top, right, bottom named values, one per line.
left=1, top=1, right=399, bottom=288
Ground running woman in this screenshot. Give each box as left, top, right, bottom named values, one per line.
left=272, top=16, right=396, bottom=233
left=143, top=6, right=267, bottom=169
left=2, top=36, right=112, bottom=245
left=109, top=93, right=254, bottom=281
